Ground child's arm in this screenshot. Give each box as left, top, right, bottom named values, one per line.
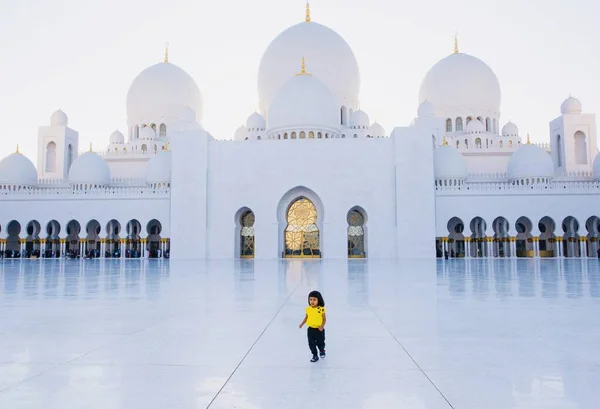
left=299, top=314, right=307, bottom=328
left=319, top=313, right=326, bottom=331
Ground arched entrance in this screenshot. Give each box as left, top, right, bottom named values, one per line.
left=146, top=219, right=163, bottom=258
left=347, top=207, right=366, bottom=258
left=240, top=210, right=255, bottom=258
left=284, top=198, right=320, bottom=258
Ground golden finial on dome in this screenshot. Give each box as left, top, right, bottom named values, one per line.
left=164, top=41, right=169, bottom=63
left=454, top=33, right=459, bottom=54
left=305, top=1, right=311, bottom=22
left=15, top=144, right=19, bottom=154
left=442, top=135, right=448, bottom=146
left=295, top=56, right=312, bottom=76
left=526, top=133, right=531, bottom=144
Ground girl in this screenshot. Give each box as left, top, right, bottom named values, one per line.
left=298, top=290, right=326, bottom=362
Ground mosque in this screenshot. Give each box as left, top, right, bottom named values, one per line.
left=0, top=4, right=599, bottom=260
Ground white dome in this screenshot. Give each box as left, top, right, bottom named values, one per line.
left=50, top=109, right=68, bottom=126
left=0, top=152, right=37, bottom=185
left=368, top=122, right=386, bottom=138
left=502, top=121, right=518, bottom=137
left=109, top=130, right=125, bottom=144
left=417, top=100, right=435, bottom=118
left=139, top=127, right=156, bottom=140
left=234, top=125, right=249, bottom=141
left=68, top=151, right=111, bottom=185
left=593, top=153, right=600, bottom=180
left=126, top=62, right=202, bottom=126
left=258, top=20, right=360, bottom=117
left=351, top=110, right=369, bottom=128
left=560, top=96, right=582, bottom=115
left=267, top=72, right=339, bottom=130
left=434, top=145, right=468, bottom=179
left=246, top=112, right=265, bottom=130
left=145, top=151, right=171, bottom=183
left=507, top=144, right=554, bottom=180
left=466, top=119, right=485, bottom=134
left=419, top=52, right=501, bottom=116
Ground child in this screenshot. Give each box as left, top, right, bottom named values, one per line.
left=298, top=290, right=326, bottom=362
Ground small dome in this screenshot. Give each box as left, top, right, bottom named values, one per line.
left=466, top=119, right=485, bottom=134
left=351, top=109, right=370, bottom=128
left=501, top=121, right=518, bottom=137
left=126, top=62, right=203, bottom=126
left=109, top=130, right=125, bottom=144
left=368, top=122, right=386, bottom=138
left=268, top=72, right=339, bottom=130
left=246, top=112, right=265, bottom=130
left=507, top=144, right=554, bottom=180
left=234, top=125, right=249, bottom=141
left=560, top=96, right=582, bottom=115
left=593, top=153, right=600, bottom=180
left=417, top=100, right=435, bottom=118
left=139, top=127, right=156, bottom=140
left=434, top=145, right=467, bottom=180
left=145, top=150, right=171, bottom=183
left=0, top=152, right=38, bottom=185
left=50, top=109, right=68, bottom=126
left=68, top=151, right=111, bottom=185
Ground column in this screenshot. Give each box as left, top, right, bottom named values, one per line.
left=533, top=236, right=540, bottom=258
left=556, top=237, right=563, bottom=258
left=465, top=237, right=471, bottom=258
left=486, top=237, right=493, bottom=258
left=141, top=238, right=147, bottom=259
left=509, top=237, right=516, bottom=258
left=120, top=239, right=125, bottom=258
left=0, top=239, right=4, bottom=256
left=580, top=237, right=587, bottom=258
left=100, top=239, right=105, bottom=258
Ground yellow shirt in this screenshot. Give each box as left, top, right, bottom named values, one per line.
left=305, top=306, right=326, bottom=328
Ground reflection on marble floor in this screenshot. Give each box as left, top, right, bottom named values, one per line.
left=0, top=258, right=599, bottom=408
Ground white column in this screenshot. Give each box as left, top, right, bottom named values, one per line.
left=557, top=238, right=563, bottom=258
left=581, top=238, right=587, bottom=258
left=465, top=238, right=471, bottom=258
left=142, top=239, right=147, bottom=259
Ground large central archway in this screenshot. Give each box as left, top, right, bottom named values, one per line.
left=284, top=198, right=321, bottom=258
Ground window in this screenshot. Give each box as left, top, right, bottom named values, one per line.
left=574, top=131, right=587, bottom=164
left=456, top=118, right=463, bottom=131
left=159, top=124, right=166, bottom=137
left=45, top=142, right=57, bottom=172
left=446, top=118, right=453, bottom=132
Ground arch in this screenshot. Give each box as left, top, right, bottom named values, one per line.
left=45, top=142, right=57, bottom=172
left=141, top=144, right=147, bottom=152
left=146, top=219, right=163, bottom=258
left=67, top=144, right=74, bottom=171
left=586, top=216, right=600, bottom=257
left=5, top=221, right=21, bottom=256
left=43, top=220, right=61, bottom=258
left=277, top=187, right=324, bottom=258
left=347, top=207, right=367, bottom=258
left=308, top=131, right=315, bottom=139
left=66, top=220, right=81, bottom=257
left=445, top=118, right=452, bottom=132
left=574, top=131, right=587, bottom=164
left=538, top=216, right=557, bottom=257
left=515, top=216, right=533, bottom=257
left=159, top=123, right=166, bottom=137
left=150, top=123, right=156, bottom=131
left=126, top=219, right=142, bottom=258
left=492, top=217, right=510, bottom=257
left=475, top=137, right=482, bottom=148
left=455, top=117, right=463, bottom=131
left=25, top=220, right=41, bottom=258
left=469, top=217, right=488, bottom=257
left=234, top=208, right=255, bottom=258
left=317, top=132, right=322, bottom=139
left=300, top=131, right=306, bottom=139
left=441, top=217, right=465, bottom=258
left=556, top=134, right=563, bottom=167
left=84, top=220, right=101, bottom=258
left=466, top=116, right=473, bottom=125
left=291, top=132, right=297, bottom=139
left=562, top=216, right=580, bottom=257
left=105, top=219, right=121, bottom=258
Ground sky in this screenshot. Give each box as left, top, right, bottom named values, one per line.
left=0, top=0, right=599, bottom=162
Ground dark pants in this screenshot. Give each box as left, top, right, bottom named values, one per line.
left=307, top=327, right=325, bottom=355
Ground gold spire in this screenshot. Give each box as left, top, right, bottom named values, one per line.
left=526, top=133, right=531, bottom=144
left=89, top=142, right=93, bottom=152
left=163, top=140, right=170, bottom=151
left=454, top=33, right=459, bottom=54
left=295, top=56, right=312, bottom=76
left=15, top=144, right=19, bottom=154
left=164, top=41, right=169, bottom=63
left=305, top=2, right=311, bottom=22
left=442, top=135, right=448, bottom=146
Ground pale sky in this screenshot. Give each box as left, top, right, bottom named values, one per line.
left=1, top=0, right=599, bottom=162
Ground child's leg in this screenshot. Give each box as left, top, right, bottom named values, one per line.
left=316, top=329, right=326, bottom=352
left=307, top=328, right=318, bottom=356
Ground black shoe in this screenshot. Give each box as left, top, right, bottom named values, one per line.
left=320, top=349, right=326, bottom=358
left=310, top=355, right=319, bottom=362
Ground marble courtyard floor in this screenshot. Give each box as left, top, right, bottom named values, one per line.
left=0, top=258, right=598, bottom=408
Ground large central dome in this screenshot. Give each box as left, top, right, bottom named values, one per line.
left=258, top=16, right=360, bottom=118
left=419, top=52, right=501, bottom=117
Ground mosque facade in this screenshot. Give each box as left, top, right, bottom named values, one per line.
left=1, top=5, right=599, bottom=260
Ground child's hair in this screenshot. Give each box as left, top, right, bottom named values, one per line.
left=308, top=290, right=325, bottom=307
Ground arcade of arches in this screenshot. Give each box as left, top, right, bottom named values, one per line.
left=0, top=219, right=169, bottom=259
left=237, top=198, right=367, bottom=259
left=438, top=216, right=600, bottom=258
